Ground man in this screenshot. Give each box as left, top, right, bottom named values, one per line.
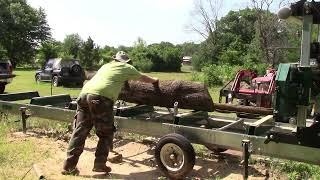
left=62, top=51, right=159, bottom=175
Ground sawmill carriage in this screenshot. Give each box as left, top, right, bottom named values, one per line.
left=1, top=0, right=320, bottom=179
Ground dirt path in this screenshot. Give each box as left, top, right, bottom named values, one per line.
left=10, top=132, right=273, bottom=180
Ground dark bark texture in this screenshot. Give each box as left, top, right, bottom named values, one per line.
left=118, top=80, right=214, bottom=112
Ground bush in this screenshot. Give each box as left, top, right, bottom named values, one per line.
left=133, top=58, right=153, bottom=72
left=192, top=64, right=246, bottom=87
left=191, top=43, right=219, bottom=71
left=130, top=42, right=181, bottom=72
left=202, top=65, right=224, bottom=86
left=148, top=42, right=181, bottom=72
left=243, top=62, right=269, bottom=75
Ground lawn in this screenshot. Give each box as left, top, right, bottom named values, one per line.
left=6, top=70, right=82, bottom=98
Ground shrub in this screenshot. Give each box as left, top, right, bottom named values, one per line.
left=133, top=58, right=153, bottom=72
left=193, top=64, right=246, bottom=87
left=202, top=65, right=224, bottom=86
left=148, top=43, right=181, bottom=72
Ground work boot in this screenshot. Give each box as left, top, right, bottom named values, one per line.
left=92, top=164, right=112, bottom=173
left=61, top=167, right=80, bottom=176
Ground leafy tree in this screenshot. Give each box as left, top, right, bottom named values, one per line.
left=118, top=45, right=132, bottom=54
left=130, top=38, right=153, bottom=72
left=251, top=0, right=287, bottom=64
left=148, top=42, right=181, bottom=72
left=130, top=39, right=181, bottom=72
left=214, top=9, right=258, bottom=65
left=217, top=9, right=257, bottom=45
left=100, top=45, right=117, bottom=65
left=176, top=42, right=199, bottom=57
left=0, top=44, right=7, bottom=60
left=79, top=37, right=101, bottom=69
left=0, top=0, right=51, bottom=66
left=62, top=33, right=83, bottom=59
left=191, top=40, right=219, bottom=71
left=36, top=40, right=61, bottom=65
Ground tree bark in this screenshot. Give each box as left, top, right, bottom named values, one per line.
left=118, top=80, right=215, bottom=112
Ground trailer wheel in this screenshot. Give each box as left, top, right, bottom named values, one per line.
left=35, top=74, right=41, bottom=84
left=52, top=76, right=60, bottom=87
left=155, top=133, right=195, bottom=179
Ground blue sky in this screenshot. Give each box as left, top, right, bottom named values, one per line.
left=27, top=0, right=258, bottom=47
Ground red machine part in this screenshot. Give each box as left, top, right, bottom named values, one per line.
left=222, top=68, right=276, bottom=108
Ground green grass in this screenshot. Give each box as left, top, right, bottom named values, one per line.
left=270, top=160, right=320, bottom=180
left=6, top=70, right=81, bottom=98
left=0, top=118, right=40, bottom=179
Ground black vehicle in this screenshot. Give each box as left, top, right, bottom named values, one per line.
left=0, top=60, right=15, bottom=93
left=35, top=58, right=85, bottom=87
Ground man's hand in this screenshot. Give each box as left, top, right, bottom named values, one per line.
left=152, top=78, right=159, bottom=86
left=138, top=75, right=159, bottom=85
left=152, top=78, right=160, bottom=92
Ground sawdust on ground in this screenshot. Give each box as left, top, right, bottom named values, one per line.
left=9, top=132, right=277, bottom=180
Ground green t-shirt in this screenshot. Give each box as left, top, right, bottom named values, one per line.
left=80, top=61, right=142, bottom=101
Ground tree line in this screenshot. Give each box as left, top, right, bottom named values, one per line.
left=37, top=35, right=186, bottom=72
left=0, top=0, right=302, bottom=86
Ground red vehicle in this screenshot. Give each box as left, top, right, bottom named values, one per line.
left=219, top=68, right=276, bottom=109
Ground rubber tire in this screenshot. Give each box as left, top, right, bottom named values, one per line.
left=76, top=81, right=84, bottom=87
left=155, top=133, right=195, bottom=179
left=0, top=83, right=5, bottom=94
left=52, top=76, right=60, bottom=87
left=70, top=64, right=82, bottom=76
left=35, top=74, right=41, bottom=83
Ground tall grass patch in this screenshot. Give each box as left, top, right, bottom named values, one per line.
left=271, top=160, right=320, bottom=180
left=0, top=118, right=40, bottom=179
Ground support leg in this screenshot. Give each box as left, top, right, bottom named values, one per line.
left=19, top=107, right=29, bottom=134
left=242, top=139, right=251, bottom=180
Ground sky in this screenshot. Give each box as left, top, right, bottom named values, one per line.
left=26, top=0, right=255, bottom=47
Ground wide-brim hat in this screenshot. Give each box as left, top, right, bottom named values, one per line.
left=112, top=51, right=131, bottom=63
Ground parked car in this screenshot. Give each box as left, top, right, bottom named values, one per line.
left=0, top=60, right=15, bottom=93
left=35, top=58, right=85, bottom=87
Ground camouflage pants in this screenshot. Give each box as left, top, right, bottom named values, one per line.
left=63, top=94, right=115, bottom=170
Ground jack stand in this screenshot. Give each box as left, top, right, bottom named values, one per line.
left=173, top=102, right=179, bottom=124
left=242, top=139, right=251, bottom=180
left=19, top=107, right=30, bottom=134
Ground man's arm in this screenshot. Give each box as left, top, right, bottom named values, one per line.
left=137, top=74, right=159, bottom=84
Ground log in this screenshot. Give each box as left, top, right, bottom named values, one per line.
left=118, top=80, right=215, bottom=111
left=214, top=103, right=273, bottom=115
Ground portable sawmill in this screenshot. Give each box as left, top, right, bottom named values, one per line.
left=0, top=0, right=319, bottom=179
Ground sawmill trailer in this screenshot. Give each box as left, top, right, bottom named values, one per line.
left=0, top=90, right=318, bottom=179
left=1, top=0, right=320, bottom=179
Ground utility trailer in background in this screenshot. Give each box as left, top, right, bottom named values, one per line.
left=0, top=91, right=318, bottom=179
